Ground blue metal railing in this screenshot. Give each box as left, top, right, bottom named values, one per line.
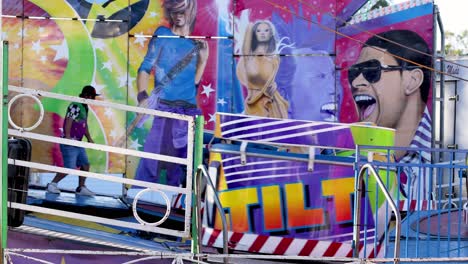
left=356, top=145, right=468, bottom=260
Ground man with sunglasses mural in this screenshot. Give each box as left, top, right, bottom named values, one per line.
left=348, top=29, right=432, bottom=201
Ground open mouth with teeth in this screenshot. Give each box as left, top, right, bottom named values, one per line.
left=353, top=94, right=377, bottom=121
left=320, top=102, right=338, bottom=122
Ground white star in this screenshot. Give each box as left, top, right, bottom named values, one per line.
left=38, top=27, right=45, bottom=34
left=104, top=108, right=113, bottom=118
left=118, top=75, right=127, bottom=88
left=134, top=32, right=148, bottom=47
left=150, top=12, right=157, bottom=17
left=13, top=43, right=19, bottom=49
left=201, top=83, right=215, bottom=98
left=31, top=40, right=43, bottom=54
left=109, top=129, right=119, bottom=140
left=40, top=55, right=47, bottom=63
left=50, top=40, right=69, bottom=61
left=217, top=98, right=227, bottom=106
left=127, top=75, right=136, bottom=88
left=208, top=113, right=216, bottom=123
left=93, top=39, right=105, bottom=51
left=17, top=28, right=27, bottom=37
left=2, top=31, right=8, bottom=40
left=102, top=61, right=113, bottom=72
left=129, top=138, right=142, bottom=150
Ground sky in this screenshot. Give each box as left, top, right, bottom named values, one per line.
left=433, top=0, right=468, bottom=34
left=393, top=0, right=468, bottom=34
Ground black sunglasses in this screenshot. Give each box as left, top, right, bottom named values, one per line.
left=348, top=59, right=418, bottom=84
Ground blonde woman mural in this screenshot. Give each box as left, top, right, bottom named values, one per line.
left=236, top=20, right=289, bottom=119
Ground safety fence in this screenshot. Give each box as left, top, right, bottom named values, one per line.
left=357, top=145, right=468, bottom=261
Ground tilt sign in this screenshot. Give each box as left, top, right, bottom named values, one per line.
left=215, top=177, right=355, bottom=233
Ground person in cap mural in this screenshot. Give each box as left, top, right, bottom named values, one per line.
left=348, top=29, right=432, bottom=201
left=134, top=0, right=209, bottom=186
left=46, top=85, right=100, bottom=196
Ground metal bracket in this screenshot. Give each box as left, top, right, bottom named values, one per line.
left=308, top=147, right=315, bottom=171
left=448, top=95, right=459, bottom=101
left=240, top=141, right=248, bottom=165
left=447, top=144, right=458, bottom=149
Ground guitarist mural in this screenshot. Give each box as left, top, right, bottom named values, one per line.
left=133, top=0, right=209, bottom=186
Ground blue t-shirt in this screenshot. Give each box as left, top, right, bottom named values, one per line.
left=138, top=26, right=198, bottom=105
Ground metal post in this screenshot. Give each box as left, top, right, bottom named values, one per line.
left=197, top=165, right=229, bottom=264
left=1, top=41, right=9, bottom=255
left=191, top=115, right=204, bottom=254
left=353, top=164, right=401, bottom=264
left=434, top=5, right=445, bottom=156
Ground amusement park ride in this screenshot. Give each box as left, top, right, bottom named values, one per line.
left=0, top=0, right=467, bottom=263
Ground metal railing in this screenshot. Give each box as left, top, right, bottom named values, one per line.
left=195, top=165, right=229, bottom=264
left=353, top=163, right=401, bottom=264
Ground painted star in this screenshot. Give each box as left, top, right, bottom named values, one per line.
left=109, top=129, right=119, bottom=140
left=31, top=40, right=43, bottom=54
left=104, top=108, right=113, bottom=118
left=102, top=61, right=113, bottom=72
left=217, top=98, right=227, bottom=106
left=38, top=27, right=45, bottom=34
left=149, top=12, right=158, bottom=17
left=2, top=31, right=7, bottom=40
left=118, top=75, right=127, bottom=88
left=129, top=138, right=142, bottom=150
left=17, top=28, right=27, bottom=37
left=40, top=55, right=47, bottom=63
left=208, top=113, right=216, bottom=123
left=93, top=39, right=105, bottom=51
left=201, top=83, right=215, bottom=98
left=127, top=75, right=136, bottom=88
left=134, top=32, right=148, bottom=47
left=50, top=40, right=69, bottom=61
left=13, top=43, right=19, bottom=49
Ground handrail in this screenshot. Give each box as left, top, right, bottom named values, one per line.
left=195, top=164, right=229, bottom=264
left=1, top=40, right=9, bottom=258
left=353, top=163, right=401, bottom=264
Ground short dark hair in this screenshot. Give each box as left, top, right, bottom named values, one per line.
left=364, top=30, right=432, bottom=103
left=80, top=85, right=99, bottom=98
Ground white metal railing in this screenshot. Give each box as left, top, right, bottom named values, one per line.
left=5, top=85, right=197, bottom=238
left=353, top=163, right=401, bottom=264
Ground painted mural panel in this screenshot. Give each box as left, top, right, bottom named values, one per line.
left=336, top=1, right=434, bottom=201
left=3, top=0, right=23, bottom=16
left=3, top=0, right=346, bottom=182
left=230, top=0, right=339, bottom=124
left=1, top=0, right=441, bottom=260
left=3, top=0, right=435, bottom=193
left=3, top=0, right=230, bottom=177
left=234, top=0, right=336, bottom=55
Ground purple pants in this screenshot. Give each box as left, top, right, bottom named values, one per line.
left=135, top=102, right=201, bottom=186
